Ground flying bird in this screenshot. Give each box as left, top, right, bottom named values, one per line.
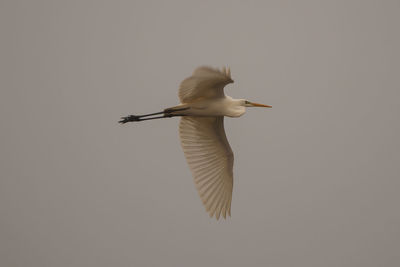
left=119, top=66, right=271, bottom=219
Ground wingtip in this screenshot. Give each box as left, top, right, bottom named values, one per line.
left=221, top=66, right=231, bottom=77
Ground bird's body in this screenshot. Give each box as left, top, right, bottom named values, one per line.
left=120, top=66, right=271, bottom=219
left=165, top=96, right=246, bottom=118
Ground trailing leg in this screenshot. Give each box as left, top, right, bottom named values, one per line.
left=118, top=106, right=189, bottom=124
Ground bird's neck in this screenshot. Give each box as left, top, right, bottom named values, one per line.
left=225, top=98, right=246, bottom=117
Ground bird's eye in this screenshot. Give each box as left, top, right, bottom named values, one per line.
left=245, top=100, right=250, bottom=104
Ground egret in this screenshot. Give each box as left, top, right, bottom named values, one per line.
left=119, top=66, right=271, bottom=219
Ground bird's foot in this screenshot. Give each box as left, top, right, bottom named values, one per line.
left=119, top=115, right=141, bottom=124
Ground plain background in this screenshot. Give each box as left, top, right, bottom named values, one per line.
left=1, top=0, right=399, bottom=266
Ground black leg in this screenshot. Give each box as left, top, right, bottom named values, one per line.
left=119, top=115, right=142, bottom=124
left=119, top=107, right=189, bottom=124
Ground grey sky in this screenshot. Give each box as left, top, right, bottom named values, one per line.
left=1, top=1, right=399, bottom=266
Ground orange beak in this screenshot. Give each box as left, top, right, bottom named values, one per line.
left=250, top=102, right=272, bottom=108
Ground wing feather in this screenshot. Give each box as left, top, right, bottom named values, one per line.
left=179, top=116, right=234, bottom=219
left=178, top=66, right=234, bottom=103
left=210, top=176, right=226, bottom=219
left=215, top=186, right=227, bottom=219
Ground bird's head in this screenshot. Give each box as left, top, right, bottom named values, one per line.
left=243, top=100, right=272, bottom=108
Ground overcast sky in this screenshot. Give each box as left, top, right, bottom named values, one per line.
left=1, top=1, right=399, bottom=266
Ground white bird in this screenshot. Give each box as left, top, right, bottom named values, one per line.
left=120, top=66, right=271, bottom=219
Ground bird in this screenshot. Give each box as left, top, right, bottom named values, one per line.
left=119, top=66, right=271, bottom=219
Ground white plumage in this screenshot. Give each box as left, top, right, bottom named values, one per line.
left=179, top=116, right=233, bottom=219
left=120, top=66, right=271, bottom=219
left=177, top=67, right=235, bottom=219
left=178, top=66, right=233, bottom=103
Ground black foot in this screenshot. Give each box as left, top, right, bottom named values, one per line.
left=119, top=115, right=141, bottom=124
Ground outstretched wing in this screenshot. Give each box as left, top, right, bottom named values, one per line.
left=178, top=66, right=234, bottom=103
left=179, top=116, right=234, bottom=219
